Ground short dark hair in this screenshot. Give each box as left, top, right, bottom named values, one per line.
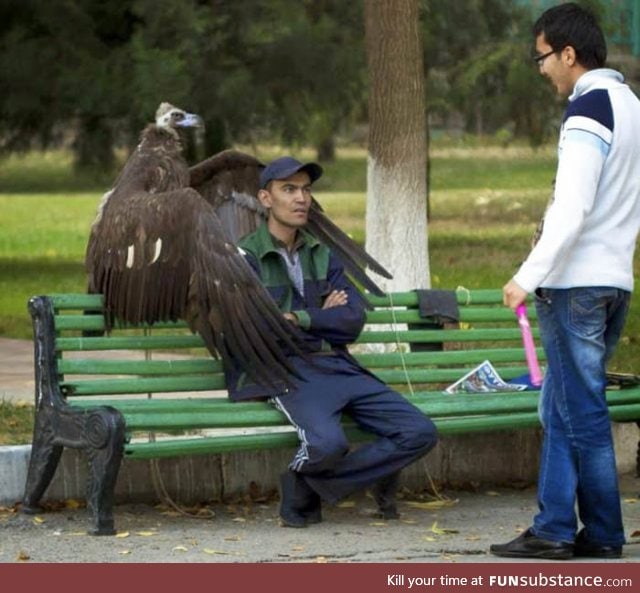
left=533, top=2, right=606, bottom=69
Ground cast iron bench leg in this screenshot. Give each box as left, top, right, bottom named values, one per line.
left=22, top=407, right=64, bottom=514
left=22, top=405, right=126, bottom=535
left=84, top=407, right=126, bottom=535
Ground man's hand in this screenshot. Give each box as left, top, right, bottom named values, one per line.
left=322, top=290, right=348, bottom=309
left=283, top=312, right=298, bottom=325
left=503, top=279, right=528, bottom=311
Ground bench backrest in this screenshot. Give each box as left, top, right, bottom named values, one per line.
left=35, top=289, right=542, bottom=402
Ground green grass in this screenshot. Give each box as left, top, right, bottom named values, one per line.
left=0, top=401, right=34, bottom=445
left=1, top=142, right=638, bottom=374
left=0, top=193, right=100, bottom=336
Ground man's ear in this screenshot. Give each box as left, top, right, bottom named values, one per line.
left=563, top=45, right=577, bottom=67
left=257, top=188, right=272, bottom=208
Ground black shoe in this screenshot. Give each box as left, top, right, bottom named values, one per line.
left=574, top=529, right=622, bottom=559
left=490, top=528, right=574, bottom=560
left=371, top=472, right=400, bottom=520
left=278, top=471, right=322, bottom=528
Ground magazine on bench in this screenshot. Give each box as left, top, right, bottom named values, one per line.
left=445, top=360, right=528, bottom=394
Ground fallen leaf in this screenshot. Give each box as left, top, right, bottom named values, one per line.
left=232, top=517, right=246, bottom=523
left=119, top=550, right=131, bottom=555
left=223, top=536, right=242, bottom=542
left=406, top=499, right=458, bottom=510
left=630, top=530, right=640, bottom=538
left=337, top=501, right=356, bottom=508
left=368, top=522, right=388, bottom=527
left=173, top=546, right=189, bottom=552
left=423, top=536, right=436, bottom=542
left=400, top=519, right=417, bottom=525
left=291, top=546, right=305, bottom=551
left=465, top=535, right=482, bottom=541
left=135, top=531, right=157, bottom=537
left=115, top=532, right=130, bottom=538
left=315, top=556, right=328, bottom=563
left=33, top=516, right=45, bottom=525
left=65, top=499, right=82, bottom=509
left=17, top=550, right=30, bottom=561
left=623, top=498, right=637, bottom=504
left=203, top=549, right=235, bottom=556
left=485, top=491, right=500, bottom=497
left=430, top=521, right=459, bottom=535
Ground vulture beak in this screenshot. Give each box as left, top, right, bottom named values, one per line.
left=176, top=113, right=202, bottom=128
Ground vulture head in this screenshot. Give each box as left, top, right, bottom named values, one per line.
left=155, top=102, right=202, bottom=138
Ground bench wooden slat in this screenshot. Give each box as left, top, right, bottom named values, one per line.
left=55, top=328, right=539, bottom=352
left=73, top=388, right=640, bottom=415
left=355, top=328, right=535, bottom=343
left=366, top=289, right=505, bottom=307
left=59, top=358, right=224, bottom=375
left=58, top=309, right=526, bottom=331
left=56, top=335, right=205, bottom=351
left=48, top=288, right=507, bottom=312
left=373, top=365, right=531, bottom=384
left=355, top=347, right=544, bottom=368
left=54, top=315, right=188, bottom=332
left=58, top=347, right=544, bottom=376
left=120, top=412, right=544, bottom=461
left=121, top=401, right=640, bottom=460
left=62, top=375, right=227, bottom=396
left=364, top=308, right=527, bottom=324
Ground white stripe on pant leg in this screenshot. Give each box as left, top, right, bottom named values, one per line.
left=271, top=396, right=310, bottom=471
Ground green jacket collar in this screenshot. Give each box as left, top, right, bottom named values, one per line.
left=246, top=223, right=321, bottom=260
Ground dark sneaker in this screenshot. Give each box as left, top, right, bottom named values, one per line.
left=574, top=529, right=622, bottom=559
left=490, top=528, right=574, bottom=560
left=370, top=471, right=400, bottom=519
left=278, top=471, right=322, bottom=528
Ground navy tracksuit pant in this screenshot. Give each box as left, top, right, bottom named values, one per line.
left=271, top=354, right=438, bottom=504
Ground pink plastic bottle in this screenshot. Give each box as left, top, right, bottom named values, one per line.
left=515, top=303, right=543, bottom=387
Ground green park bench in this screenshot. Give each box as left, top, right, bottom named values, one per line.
left=21, top=289, right=640, bottom=535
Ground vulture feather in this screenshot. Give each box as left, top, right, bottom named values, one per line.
left=86, top=103, right=306, bottom=389
left=189, top=149, right=393, bottom=297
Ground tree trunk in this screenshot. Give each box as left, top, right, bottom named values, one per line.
left=73, top=115, right=115, bottom=174
left=364, top=0, right=429, bottom=292
left=316, top=135, right=336, bottom=162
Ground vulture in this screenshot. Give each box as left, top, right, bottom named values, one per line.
left=86, top=102, right=391, bottom=389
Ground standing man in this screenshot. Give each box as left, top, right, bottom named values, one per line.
left=226, top=156, right=438, bottom=527
left=492, top=3, right=640, bottom=560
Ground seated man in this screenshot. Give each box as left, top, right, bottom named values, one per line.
left=225, top=156, right=438, bottom=527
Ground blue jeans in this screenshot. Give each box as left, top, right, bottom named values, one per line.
left=533, top=287, right=630, bottom=546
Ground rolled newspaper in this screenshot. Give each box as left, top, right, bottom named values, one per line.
left=515, top=303, right=543, bottom=387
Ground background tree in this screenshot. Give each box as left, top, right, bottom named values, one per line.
left=0, top=0, right=137, bottom=174
left=1, top=0, right=634, bottom=177
left=364, top=0, right=430, bottom=290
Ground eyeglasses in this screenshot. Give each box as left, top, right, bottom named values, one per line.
left=533, top=49, right=557, bottom=66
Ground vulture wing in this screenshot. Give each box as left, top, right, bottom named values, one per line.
left=306, top=199, right=392, bottom=297
left=189, top=150, right=265, bottom=244
left=190, top=149, right=393, bottom=296
left=86, top=187, right=305, bottom=388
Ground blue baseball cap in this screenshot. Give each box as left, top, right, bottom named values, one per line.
left=259, top=156, right=323, bottom=189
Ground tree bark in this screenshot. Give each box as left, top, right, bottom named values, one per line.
left=364, top=0, right=430, bottom=291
